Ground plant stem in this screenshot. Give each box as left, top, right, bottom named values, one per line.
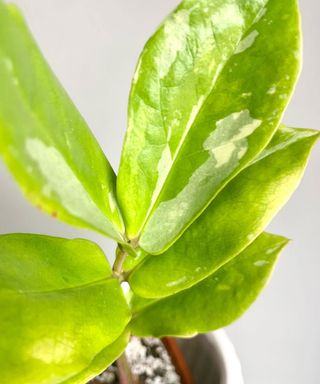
left=113, top=245, right=138, bottom=383
left=116, top=351, right=139, bottom=384
left=113, top=245, right=127, bottom=279
left=162, top=337, right=194, bottom=384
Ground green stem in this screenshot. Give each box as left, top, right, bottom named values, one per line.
left=113, top=245, right=127, bottom=279
left=116, top=351, right=139, bottom=384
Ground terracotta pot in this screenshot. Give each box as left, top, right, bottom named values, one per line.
left=176, top=330, right=244, bottom=384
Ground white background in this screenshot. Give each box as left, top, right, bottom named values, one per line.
left=0, top=1, right=319, bottom=383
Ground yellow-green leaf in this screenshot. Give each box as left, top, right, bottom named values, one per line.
left=0, top=234, right=131, bottom=383
left=128, top=126, right=319, bottom=298
left=130, top=232, right=288, bottom=337
left=0, top=2, right=124, bottom=241
left=118, top=0, right=301, bottom=253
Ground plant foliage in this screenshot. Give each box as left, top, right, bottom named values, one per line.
left=0, top=0, right=318, bottom=383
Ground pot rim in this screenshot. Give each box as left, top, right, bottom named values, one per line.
left=207, top=330, right=244, bottom=384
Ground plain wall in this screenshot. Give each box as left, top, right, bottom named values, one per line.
left=0, top=1, right=319, bottom=383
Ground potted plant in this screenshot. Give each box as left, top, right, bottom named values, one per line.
left=0, top=0, right=318, bottom=382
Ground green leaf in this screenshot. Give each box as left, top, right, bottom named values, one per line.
left=0, top=2, right=124, bottom=241
left=63, top=331, right=130, bottom=384
left=0, top=234, right=131, bottom=384
left=117, top=0, right=301, bottom=253
left=128, top=126, right=319, bottom=298
left=130, top=232, right=288, bottom=337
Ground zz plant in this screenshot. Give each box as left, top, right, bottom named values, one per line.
left=0, top=0, right=318, bottom=383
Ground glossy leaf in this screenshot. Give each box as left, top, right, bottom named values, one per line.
left=118, top=0, right=301, bottom=253
left=63, top=331, right=130, bottom=384
left=130, top=232, right=288, bottom=337
left=0, top=2, right=124, bottom=241
left=0, top=234, right=131, bottom=384
left=128, top=126, right=319, bottom=298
